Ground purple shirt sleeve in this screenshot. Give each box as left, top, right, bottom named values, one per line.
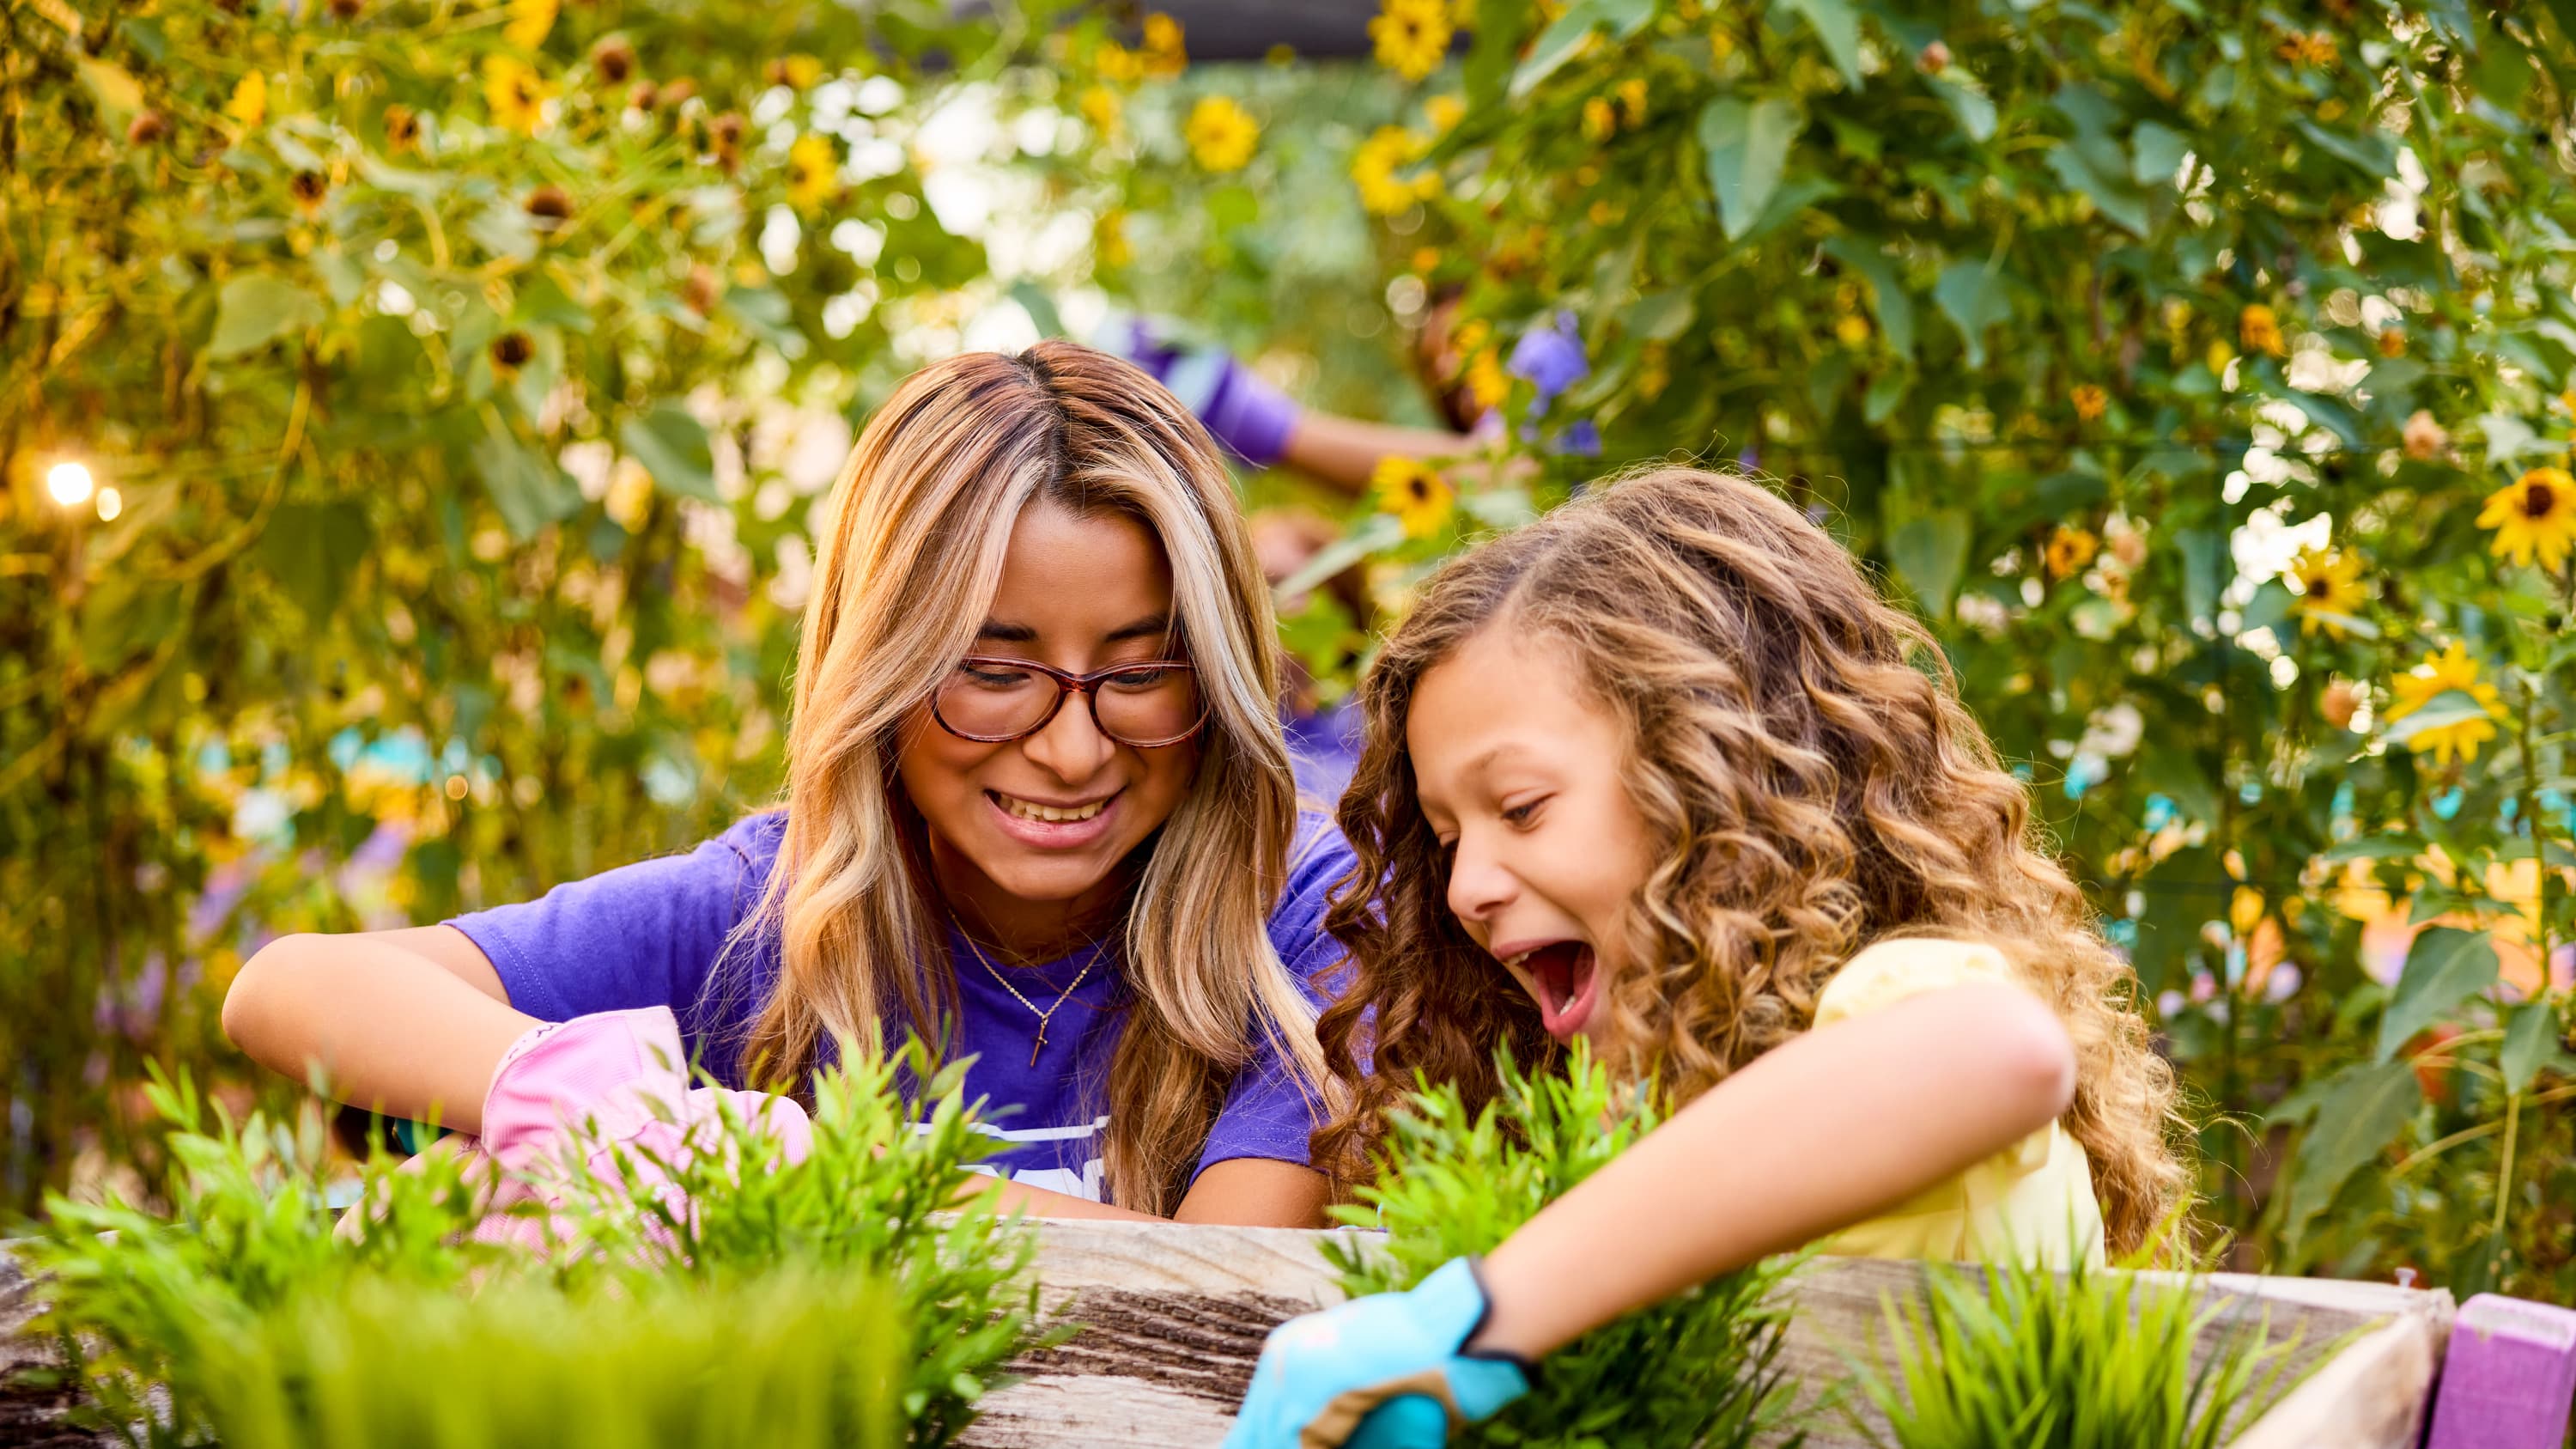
left=445, top=813, right=782, bottom=1081
left=1193, top=813, right=1360, bottom=1179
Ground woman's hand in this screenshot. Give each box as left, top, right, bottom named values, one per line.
left=1224, top=1257, right=1531, bottom=1449
left=466, top=1006, right=812, bottom=1251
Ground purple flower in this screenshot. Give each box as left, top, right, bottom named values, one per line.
left=1554, top=419, right=1601, bottom=456
left=1508, top=311, right=1589, bottom=407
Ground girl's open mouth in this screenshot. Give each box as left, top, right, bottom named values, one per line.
left=1508, top=941, right=1601, bottom=1039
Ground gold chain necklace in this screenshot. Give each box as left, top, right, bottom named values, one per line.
left=958, top=929, right=1098, bottom=1067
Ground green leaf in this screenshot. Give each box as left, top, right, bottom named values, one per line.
left=2293, top=119, right=2397, bottom=178
left=2176, top=526, right=2224, bottom=624
left=2500, top=1000, right=2561, bottom=1096
left=2238, top=580, right=2297, bottom=636
left=1510, top=0, right=1620, bottom=100
left=1274, top=514, right=1405, bottom=602
left=1929, top=77, right=1996, bottom=142
left=620, top=402, right=722, bottom=504
left=257, top=502, right=372, bottom=624
left=2376, top=926, right=2500, bottom=1060
left=2137, top=744, right=2223, bottom=831
left=208, top=275, right=326, bottom=359
left=1823, top=237, right=1916, bottom=358
left=1933, top=262, right=2010, bottom=368
left=1008, top=280, right=1065, bottom=338
left=1780, top=0, right=1862, bottom=88
left=2380, top=690, right=2498, bottom=749
left=1698, top=98, right=1800, bottom=242
left=2129, top=121, right=2190, bottom=185
left=2045, top=146, right=2151, bottom=235
left=2284, top=1061, right=2421, bottom=1242
left=2321, top=833, right=2426, bottom=864
left=1624, top=289, right=1695, bottom=343
left=1886, top=510, right=1969, bottom=618
left=473, top=430, right=582, bottom=539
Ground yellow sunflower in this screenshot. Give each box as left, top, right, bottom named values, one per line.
left=1463, top=348, right=1509, bottom=411
left=2476, top=466, right=2576, bottom=572
left=2239, top=303, right=2286, bottom=357
left=1374, top=455, right=1455, bottom=539
left=1582, top=95, right=1616, bottom=141
left=1140, top=13, right=1187, bottom=77
left=503, top=0, right=556, bottom=50
left=227, top=70, right=268, bottom=128
left=2044, top=526, right=2099, bottom=580
left=1352, top=125, right=1429, bottom=214
left=1425, top=93, right=1466, bottom=134
left=483, top=56, right=551, bottom=134
left=1370, top=0, right=1454, bottom=82
left=786, top=133, right=837, bottom=211
left=2385, top=642, right=2508, bottom=768
left=2285, top=546, right=2367, bottom=637
left=1184, top=95, right=1258, bottom=173
left=1078, top=84, right=1121, bottom=137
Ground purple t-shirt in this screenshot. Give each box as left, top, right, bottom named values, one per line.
left=447, top=812, right=1354, bottom=1202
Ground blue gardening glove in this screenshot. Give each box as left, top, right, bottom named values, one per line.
left=1224, top=1257, right=1532, bottom=1449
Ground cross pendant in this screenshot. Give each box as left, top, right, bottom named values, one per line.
left=1030, top=1021, right=1046, bottom=1067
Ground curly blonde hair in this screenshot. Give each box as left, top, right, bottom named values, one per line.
left=1312, top=467, right=2188, bottom=1256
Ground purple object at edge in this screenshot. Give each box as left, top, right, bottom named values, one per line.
left=2422, top=1294, right=2576, bottom=1449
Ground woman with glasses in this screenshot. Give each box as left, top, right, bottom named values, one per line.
left=221, top=343, right=1352, bottom=1226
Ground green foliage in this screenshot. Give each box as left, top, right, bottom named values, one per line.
left=1849, top=1248, right=2314, bottom=1448
left=1327, top=1044, right=1801, bottom=1449
left=0, top=0, right=1071, bottom=1212
left=19, top=1049, right=1036, bottom=1447
left=166, top=1270, right=909, bottom=1449
left=1065, top=0, right=2576, bottom=1301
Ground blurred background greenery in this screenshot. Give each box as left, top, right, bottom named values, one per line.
left=5, top=0, right=2573, bottom=1309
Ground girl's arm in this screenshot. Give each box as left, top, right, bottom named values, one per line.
left=1471, top=979, right=2078, bottom=1358
left=222, top=926, right=537, bottom=1134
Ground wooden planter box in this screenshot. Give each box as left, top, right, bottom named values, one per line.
left=1, top=1224, right=2457, bottom=1447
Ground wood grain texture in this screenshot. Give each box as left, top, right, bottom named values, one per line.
left=3, top=1228, right=2458, bottom=1449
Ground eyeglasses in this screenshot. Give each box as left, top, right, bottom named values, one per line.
left=930, top=655, right=1206, bottom=748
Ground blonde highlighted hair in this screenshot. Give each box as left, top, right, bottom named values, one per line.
left=1312, top=467, right=2188, bottom=1255
left=738, top=342, right=1323, bottom=1214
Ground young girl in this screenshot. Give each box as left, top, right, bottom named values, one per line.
left=1227, top=467, right=2186, bottom=1446
left=223, top=342, right=1348, bottom=1227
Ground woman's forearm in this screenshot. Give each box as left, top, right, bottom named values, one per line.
left=222, top=928, right=538, bottom=1133
left=1470, top=982, right=2079, bottom=1359
left=1279, top=413, right=1486, bottom=496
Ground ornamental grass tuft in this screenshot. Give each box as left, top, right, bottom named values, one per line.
left=1848, top=1233, right=2324, bottom=1449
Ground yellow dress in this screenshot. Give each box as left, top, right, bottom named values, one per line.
left=1808, top=937, right=2108, bottom=1270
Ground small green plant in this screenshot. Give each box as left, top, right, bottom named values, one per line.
left=21, top=1045, right=1039, bottom=1448
left=179, top=1268, right=909, bottom=1449
left=1848, top=1239, right=2320, bottom=1449
left=1326, top=1043, right=1802, bottom=1449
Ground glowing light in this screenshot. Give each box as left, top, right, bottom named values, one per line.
left=95, top=486, right=124, bottom=521
left=46, top=461, right=94, bottom=507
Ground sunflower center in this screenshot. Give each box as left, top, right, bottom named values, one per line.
left=1406, top=478, right=1431, bottom=502
left=2306, top=576, right=2333, bottom=599
left=2524, top=481, right=2556, bottom=518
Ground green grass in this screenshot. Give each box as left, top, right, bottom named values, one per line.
left=17, top=1044, right=1040, bottom=1448
left=1327, top=1043, right=1803, bottom=1449
left=1847, top=1235, right=2324, bottom=1449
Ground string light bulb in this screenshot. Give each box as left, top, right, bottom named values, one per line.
left=46, top=460, right=95, bottom=508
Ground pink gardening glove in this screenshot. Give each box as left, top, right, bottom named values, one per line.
left=465, top=1006, right=812, bottom=1252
